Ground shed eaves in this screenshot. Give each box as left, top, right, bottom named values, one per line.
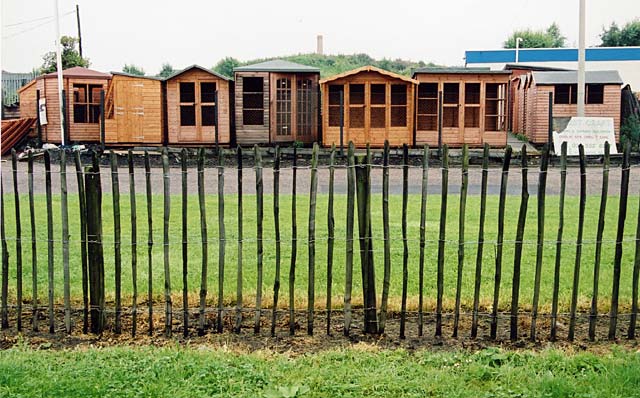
left=234, top=59, right=320, bottom=73
left=164, top=65, right=232, bottom=81
left=412, top=67, right=511, bottom=76
left=532, top=70, right=623, bottom=85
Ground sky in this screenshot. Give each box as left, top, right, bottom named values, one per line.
left=1, top=0, right=639, bottom=74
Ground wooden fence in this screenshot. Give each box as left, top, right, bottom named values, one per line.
left=1, top=141, right=639, bottom=342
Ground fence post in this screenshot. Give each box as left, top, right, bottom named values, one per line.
left=45, top=150, right=55, bottom=333
left=0, top=174, right=8, bottom=330
left=255, top=145, right=264, bottom=335
left=28, top=152, right=39, bottom=332
left=11, top=150, right=23, bottom=331
left=471, top=143, right=490, bottom=338
left=531, top=144, right=550, bottom=341
left=85, top=152, right=105, bottom=334
left=343, top=142, right=355, bottom=336
left=400, top=144, right=410, bottom=338
left=307, top=143, right=318, bottom=335
left=435, top=145, right=449, bottom=338
left=326, top=144, right=335, bottom=335
left=550, top=142, right=567, bottom=341
left=271, top=146, right=281, bottom=337
left=510, top=145, right=529, bottom=342
left=379, top=141, right=391, bottom=334
left=568, top=144, right=586, bottom=341
left=356, top=144, right=377, bottom=334
left=110, top=151, right=122, bottom=334
left=418, top=144, right=429, bottom=337
left=197, top=148, right=207, bottom=336
left=453, top=145, right=469, bottom=338
left=74, top=151, right=89, bottom=334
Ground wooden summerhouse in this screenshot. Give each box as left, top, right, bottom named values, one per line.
left=412, top=67, right=511, bottom=147
left=165, top=65, right=232, bottom=145
left=18, top=67, right=111, bottom=143
left=514, top=70, right=623, bottom=143
left=234, top=60, right=320, bottom=145
left=320, top=66, right=417, bottom=148
left=103, top=72, right=164, bottom=145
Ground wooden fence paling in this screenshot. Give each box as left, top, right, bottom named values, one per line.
left=144, top=152, right=154, bottom=335
left=271, top=147, right=281, bottom=337
left=11, top=150, right=23, bottom=331
left=609, top=142, right=631, bottom=340
left=162, top=148, right=172, bottom=337
left=60, top=151, right=71, bottom=334
left=568, top=144, right=587, bottom=341
left=216, top=148, right=225, bottom=333
left=531, top=144, right=549, bottom=341
left=589, top=142, right=610, bottom=341
left=326, top=145, right=335, bottom=335
left=418, top=144, right=429, bottom=337
left=181, top=149, right=189, bottom=337
left=45, top=150, right=55, bottom=333
left=128, top=150, right=138, bottom=337
left=0, top=173, right=8, bottom=330
left=379, top=140, right=391, bottom=334
left=110, top=151, right=122, bottom=334
left=255, top=145, right=264, bottom=334
left=74, top=151, right=88, bottom=334
left=197, top=148, right=208, bottom=336
left=308, top=143, right=319, bottom=335
left=510, top=145, right=529, bottom=341
left=550, top=142, right=567, bottom=341
left=435, top=145, right=449, bottom=338
left=453, top=145, right=469, bottom=338
left=629, top=151, right=640, bottom=339
left=235, top=146, right=243, bottom=334
left=289, top=147, right=297, bottom=336
left=400, top=144, right=410, bottom=339
left=344, top=142, right=355, bottom=336
left=86, top=152, right=105, bottom=334
left=28, top=151, right=39, bottom=332
left=490, top=146, right=512, bottom=340
left=471, top=143, right=489, bottom=338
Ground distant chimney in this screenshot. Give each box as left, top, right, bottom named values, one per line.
left=316, top=35, right=324, bottom=55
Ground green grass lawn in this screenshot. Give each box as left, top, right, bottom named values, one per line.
left=1, top=192, right=638, bottom=312
left=1, top=345, right=639, bottom=397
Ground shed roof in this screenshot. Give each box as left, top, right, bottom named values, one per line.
left=234, top=59, right=320, bottom=73
left=532, top=70, right=623, bottom=85
left=412, top=67, right=511, bottom=77
left=164, top=65, right=231, bottom=81
left=110, top=71, right=165, bottom=81
left=321, top=65, right=418, bottom=84
left=503, top=63, right=572, bottom=72
left=41, top=66, right=111, bottom=79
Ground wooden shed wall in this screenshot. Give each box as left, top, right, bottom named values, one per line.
left=413, top=73, right=509, bottom=148
left=321, top=71, right=415, bottom=148
left=235, top=72, right=270, bottom=145
left=166, top=69, right=231, bottom=145
left=104, top=75, right=163, bottom=145
left=521, top=84, right=621, bottom=144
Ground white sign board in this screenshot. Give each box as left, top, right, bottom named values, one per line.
left=38, top=98, right=48, bottom=125
left=553, top=117, right=617, bottom=156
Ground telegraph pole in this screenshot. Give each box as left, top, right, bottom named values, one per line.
left=55, top=0, right=66, bottom=146
left=76, top=4, right=83, bottom=59
left=577, top=0, right=586, bottom=116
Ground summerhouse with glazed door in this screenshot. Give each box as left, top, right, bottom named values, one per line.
left=320, top=66, right=417, bottom=148
left=234, top=60, right=320, bottom=145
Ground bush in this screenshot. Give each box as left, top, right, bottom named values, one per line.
left=621, top=115, right=640, bottom=152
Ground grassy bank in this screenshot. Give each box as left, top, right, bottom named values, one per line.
left=1, top=193, right=638, bottom=312
left=1, top=345, right=639, bottom=397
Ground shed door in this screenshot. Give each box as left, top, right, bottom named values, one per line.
left=128, top=81, right=145, bottom=142
left=272, top=74, right=294, bottom=142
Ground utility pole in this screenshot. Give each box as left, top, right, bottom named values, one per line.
left=76, top=4, right=83, bottom=59
left=577, top=0, right=586, bottom=116
left=55, top=0, right=66, bottom=146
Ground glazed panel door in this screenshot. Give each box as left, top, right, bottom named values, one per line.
left=271, top=73, right=294, bottom=142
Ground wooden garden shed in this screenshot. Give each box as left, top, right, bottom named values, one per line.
left=165, top=65, right=232, bottom=146
left=234, top=60, right=320, bottom=145
left=514, top=70, right=623, bottom=144
left=103, top=72, right=164, bottom=145
left=320, top=66, right=417, bottom=148
left=412, top=67, right=511, bottom=147
left=18, top=66, right=111, bottom=143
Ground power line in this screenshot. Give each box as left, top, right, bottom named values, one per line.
left=2, top=10, right=75, bottom=40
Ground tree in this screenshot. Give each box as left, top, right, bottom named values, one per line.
left=503, top=22, right=566, bottom=48
left=213, top=57, right=241, bottom=78
left=600, top=19, right=640, bottom=47
left=40, top=36, right=89, bottom=74
left=158, top=63, right=175, bottom=78
left=122, top=64, right=145, bottom=76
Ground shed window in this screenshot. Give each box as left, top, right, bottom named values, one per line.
left=417, top=83, right=438, bottom=131
left=180, top=106, right=196, bottom=126
left=180, top=82, right=195, bottom=103
left=201, top=82, right=216, bottom=103
left=243, top=77, right=264, bottom=126
left=73, top=84, right=102, bottom=123
left=201, top=106, right=216, bottom=126
left=485, top=83, right=506, bottom=131
left=390, top=84, right=407, bottom=127
left=179, top=82, right=196, bottom=126
left=276, top=78, right=292, bottom=136
left=200, top=82, right=217, bottom=127
left=464, top=83, right=480, bottom=128
left=443, top=83, right=459, bottom=128
left=297, top=79, right=314, bottom=136
left=370, top=84, right=386, bottom=128
left=328, top=85, right=344, bottom=127
left=349, top=84, right=365, bottom=128
left=586, top=84, right=604, bottom=104
left=554, top=84, right=577, bottom=104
